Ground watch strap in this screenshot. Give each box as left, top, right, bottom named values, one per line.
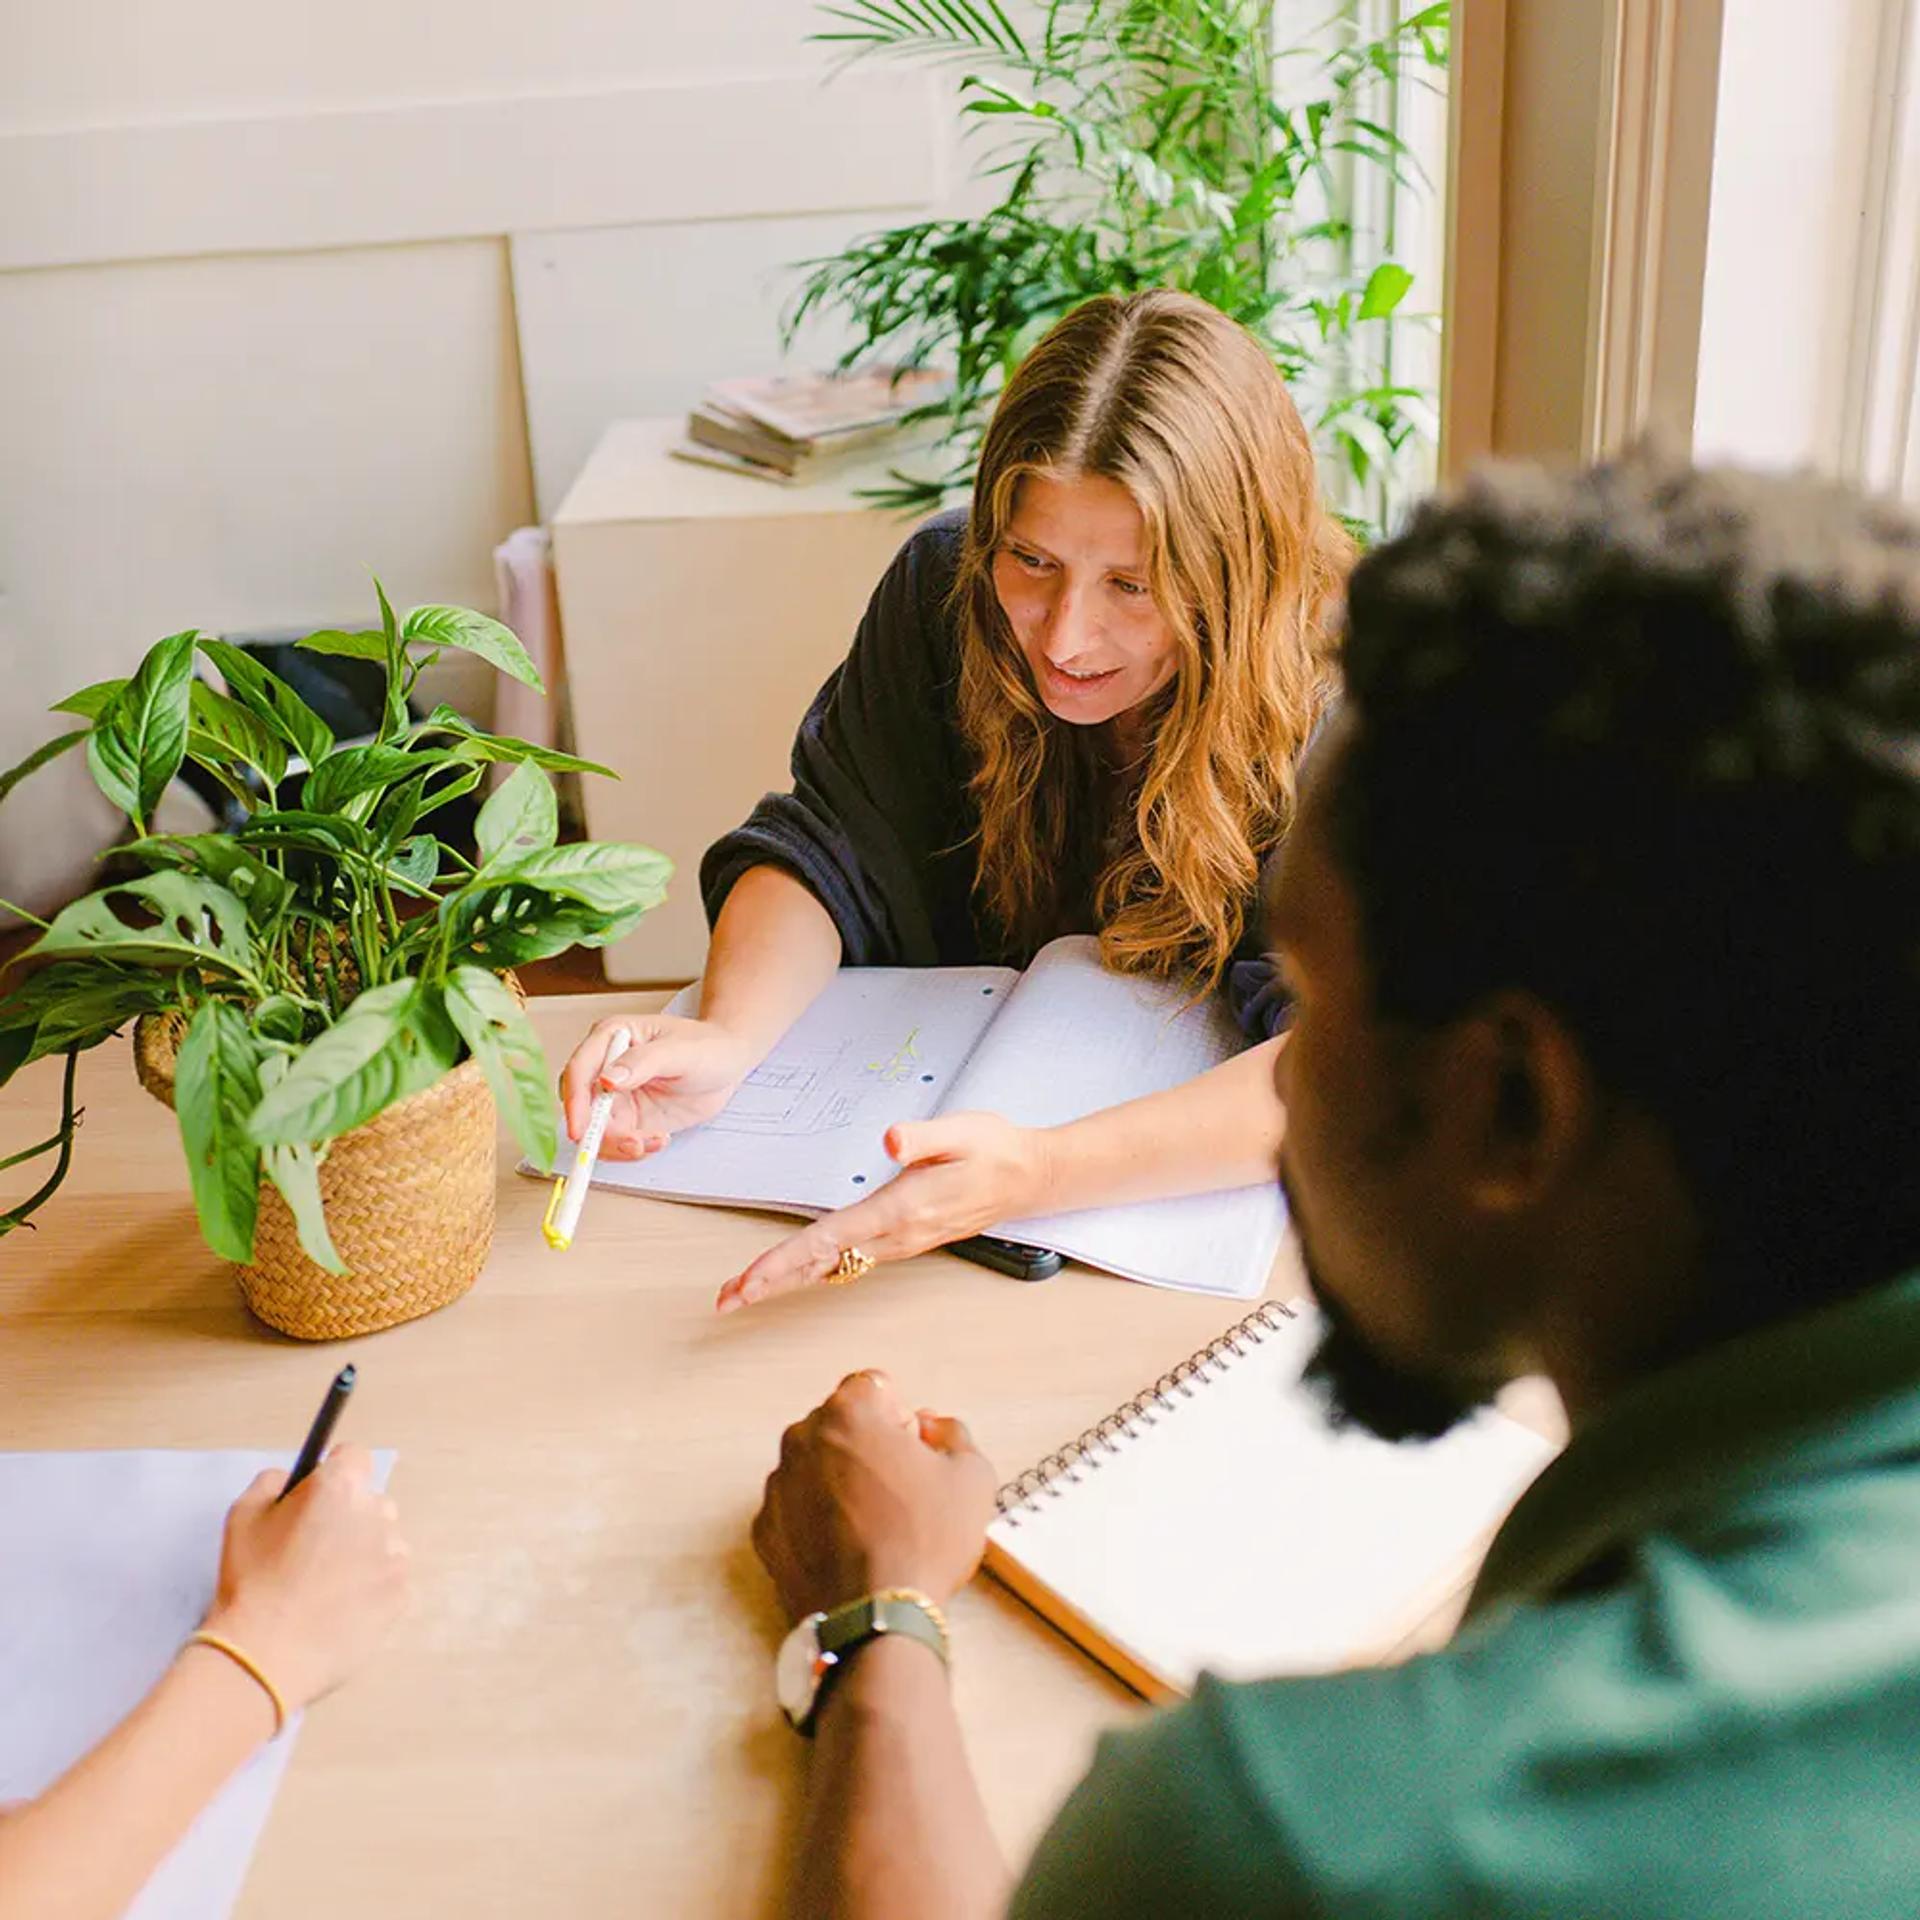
left=801, top=1588, right=950, bottom=1734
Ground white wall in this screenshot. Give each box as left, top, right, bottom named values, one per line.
left=0, top=0, right=960, bottom=916
left=1693, top=0, right=1884, bottom=471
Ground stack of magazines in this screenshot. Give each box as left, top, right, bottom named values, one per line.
left=672, top=365, right=951, bottom=485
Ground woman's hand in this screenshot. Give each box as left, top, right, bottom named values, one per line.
left=560, top=1014, right=760, bottom=1160
left=197, top=1446, right=410, bottom=1714
left=715, top=1112, right=1053, bottom=1313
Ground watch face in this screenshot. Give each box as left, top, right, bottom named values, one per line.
left=776, top=1612, right=828, bottom=1725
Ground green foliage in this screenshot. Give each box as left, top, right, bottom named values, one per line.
left=474, top=761, right=558, bottom=866
left=30, top=873, right=259, bottom=983
left=789, top=0, right=1449, bottom=529
left=0, top=593, right=673, bottom=1261
left=247, top=979, right=462, bottom=1146
left=85, top=630, right=196, bottom=832
left=444, top=966, right=558, bottom=1170
left=176, top=1000, right=266, bottom=1262
left=0, top=730, right=89, bottom=808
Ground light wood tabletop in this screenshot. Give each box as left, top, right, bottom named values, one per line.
left=0, top=990, right=1317, bottom=1917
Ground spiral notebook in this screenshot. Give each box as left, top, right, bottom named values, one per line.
left=983, top=1301, right=1557, bottom=1700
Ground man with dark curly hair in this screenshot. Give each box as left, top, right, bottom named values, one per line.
left=751, top=457, right=1920, bottom=1919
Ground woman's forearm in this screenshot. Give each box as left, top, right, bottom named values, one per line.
left=0, top=1646, right=277, bottom=1920
left=1035, top=1037, right=1287, bottom=1215
left=699, top=867, right=844, bottom=1061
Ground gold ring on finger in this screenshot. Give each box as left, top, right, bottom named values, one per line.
left=827, top=1245, right=876, bottom=1286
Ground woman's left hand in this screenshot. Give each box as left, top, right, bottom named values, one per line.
left=715, top=1113, right=1053, bottom=1313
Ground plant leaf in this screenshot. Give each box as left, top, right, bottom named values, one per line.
left=412, top=706, right=616, bottom=778
left=240, top=809, right=372, bottom=855
left=254, top=1053, right=346, bottom=1272
left=189, top=681, right=288, bottom=788
left=33, top=982, right=174, bottom=1055
left=443, top=966, right=555, bottom=1166
left=296, top=629, right=386, bottom=662
left=0, top=729, right=89, bottom=808
left=474, top=762, right=558, bottom=867
left=250, top=995, right=309, bottom=1043
left=50, top=679, right=128, bottom=720
left=247, top=979, right=461, bottom=1146
left=0, top=963, right=176, bottom=1076
left=373, top=765, right=465, bottom=847
left=262, top=1138, right=346, bottom=1272
left=25, top=872, right=256, bottom=978
left=386, top=834, right=440, bottom=890
left=372, top=770, right=432, bottom=848
left=302, top=744, right=424, bottom=814
left=120, top=834, right=291, bottom=918
left=484, top=843, right=673, bottom=915
left=196, top=638, right=335, bottom=770
left=1357, top=260, right=1414, bottom=320
left=0, top=1025, right=33, bottom=1087
left=402, top=606, right=543, bottom=691
left=440, top=886, right=661, bottom=970
left=374, top=578, right=410, bottom=745
left=262, top=1137, right=347, bottom=1272
left=88, top=631, right=197, bottom=829
left=175, top=999, right=264, bottom=1262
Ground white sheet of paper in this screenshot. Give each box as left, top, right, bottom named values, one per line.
left=948, top=939, right=1288, bottom=1298
left=0, top=1447, right=393, bottom=1920
left=988, top=1305, right=1555, bottom=1691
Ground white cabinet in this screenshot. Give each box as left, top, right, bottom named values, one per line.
left=550, top=417, right=928, bottom=983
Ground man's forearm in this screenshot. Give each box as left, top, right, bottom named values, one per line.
left=791, top=1636, right=1009, bottom=1920
left=701, top=866, right=844, bottom=1063
left=0, top=1647, right=276, bottom=1920
left=1036, top=1037, right=1286, bottom=1216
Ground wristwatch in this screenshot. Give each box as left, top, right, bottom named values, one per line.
left=775, top=1588, right=951, bottom=1736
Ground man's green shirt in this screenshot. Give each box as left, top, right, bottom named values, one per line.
left=1011, top=1274, right=1920, bottom=1918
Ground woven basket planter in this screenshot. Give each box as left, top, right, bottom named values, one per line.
left=133, top=997, right=508, bottom=1341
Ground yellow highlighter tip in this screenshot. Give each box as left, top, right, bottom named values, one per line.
left=541, top=1178, right=574, bottom=1253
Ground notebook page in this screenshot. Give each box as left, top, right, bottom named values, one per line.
left=0, top=1448, right=395, bottom=1920
left=552, top=964, right=1018, bottom=1213
left=986, top=1306, right=1555, bottom=1693
left=942, top=936, right=1288, bottom=1297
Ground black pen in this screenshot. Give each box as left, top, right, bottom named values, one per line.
left=279, top=1364, right=356, bottom=1500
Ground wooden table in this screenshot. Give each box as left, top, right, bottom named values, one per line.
left=0, top=991, right=1317, bottom=1916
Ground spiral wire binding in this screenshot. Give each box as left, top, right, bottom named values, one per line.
left=994, top=1300, right=1300, bottom=1524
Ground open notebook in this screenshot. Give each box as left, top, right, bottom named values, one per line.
left=541, top=935, right=1289, bottom=1300
left=985, top=1301, right=1557, bottom=1699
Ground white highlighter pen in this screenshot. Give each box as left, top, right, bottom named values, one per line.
left=542, top=1025, right=633, bottom=1252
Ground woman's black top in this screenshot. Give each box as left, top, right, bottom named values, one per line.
left=699, top=510, right=1291, bottom=1041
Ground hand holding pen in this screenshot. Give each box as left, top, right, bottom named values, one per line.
left=191, top=1368, right=409, bottom=1720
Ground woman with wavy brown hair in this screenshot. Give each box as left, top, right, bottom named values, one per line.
left=561, top=289, right=1351, bottom=1308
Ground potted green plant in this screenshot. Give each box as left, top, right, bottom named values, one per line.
left=790, top=0, right=1449, bottom=534
left=0, top=588, right=669, bottom=1337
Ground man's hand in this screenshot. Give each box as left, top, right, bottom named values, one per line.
left=753, top=1371, right=1000, bottom=1624
left=717, top=1113, right=1051, bottom=1312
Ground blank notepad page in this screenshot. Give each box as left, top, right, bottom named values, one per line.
left=986, top=1303, right=1556, bottom=1696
